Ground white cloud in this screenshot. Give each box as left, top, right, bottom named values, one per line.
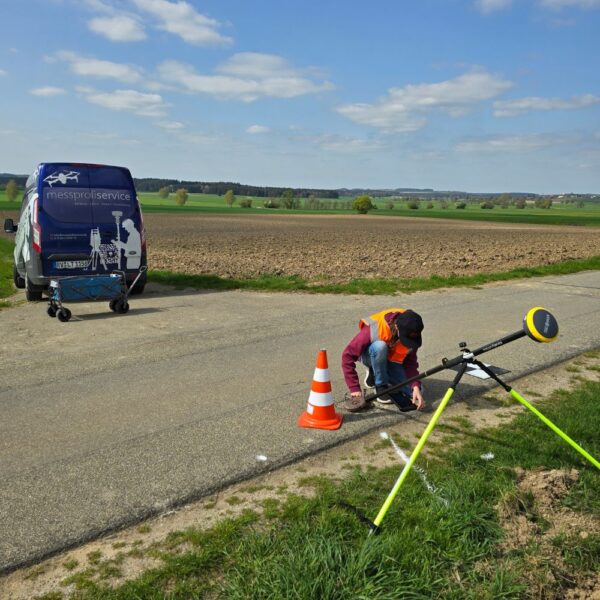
left=246, top=125, right=271, bottom=134
left=219, top=53, right=297, bottom=79
left=55, top=51, right=143, bottom=83
left=79, top=88, right=167, bottom=117
left=455, top=134, right=564, bottom=153
left=130, top=0, right=232, bottom=45
left=317, top=134, right=386, bottom=153
left=156, top=120, right=184, bottom=130
left=143, top=80, right=172, bottom=92
left=494, top=94, right=600, bottom=116
left=84, top=0, right=114, bottom=13
left=88, top=15, right=146, bottom=41
left=475, top=0, right=513, bottom=14
left=75, top=85, right=95, bottom=94
left=540, top=0, right=600, bottom=8
left=0, top=69, right=6, bottom=76
left=157, top=54, right=334, bottom=101
left=30, top=86, right=67, bottom=97
left=337, top=70, right=513, bottom=133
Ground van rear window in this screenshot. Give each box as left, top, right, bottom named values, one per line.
left=41, top=166, right=136, bottom=224
left=42, top=187, right=136, bottom=224
left=89, top=167, right=133, bottom=189
left=42, top=188, right=93, bottom=223
left=91, top=189, right=136, bottom=224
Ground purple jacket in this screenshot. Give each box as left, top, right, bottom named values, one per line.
left=341, top=311, right=421, bottom=393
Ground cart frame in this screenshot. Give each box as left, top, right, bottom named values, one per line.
left=47, top=266, right=147, bottom=322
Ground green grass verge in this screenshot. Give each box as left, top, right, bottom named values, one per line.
left=41, top=380, right=599, bottom=599
left=149, top=254, right=600, bottom=295
left=373, top=205, right=600, bottom=227
left=136, top=197, right=600, bottom=227
left=0, top=238, right=15, bottom=302
left=135, top=192, right=600, bottom=227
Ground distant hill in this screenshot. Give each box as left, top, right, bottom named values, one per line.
left=133, top=178, right=340, bottom=198
left=0, top=173, right=27, bottom=188
left=0, top=173, right=340, bottom=199
left=1, top=172, right=597, bottom=199
left=338, top=187, right=434, bottom=197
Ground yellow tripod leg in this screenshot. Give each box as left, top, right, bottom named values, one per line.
left=372, top=386, right=456, bottom=531
left=510, top=389, right=600, bottom=470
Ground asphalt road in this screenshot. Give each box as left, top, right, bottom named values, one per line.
left=1, top=271, right=599, bottom=573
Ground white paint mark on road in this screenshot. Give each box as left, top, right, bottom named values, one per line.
left=380, top=431, right=450, bottom=507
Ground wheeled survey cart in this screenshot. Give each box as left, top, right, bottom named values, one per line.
left=47, top=266, right=147, bottom=322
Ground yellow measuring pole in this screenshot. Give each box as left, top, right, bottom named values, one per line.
left=510, top=389, right=600, bottom=470
left=372, top=386, right=456, bottom=530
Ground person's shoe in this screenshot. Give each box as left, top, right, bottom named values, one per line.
left=344, top=393, right=369, bottom=412
left=395, top=392, right=417, bottom=412
left=364, top=368, right=375, bottom=388
left=375, top=384, right=393, bottom=405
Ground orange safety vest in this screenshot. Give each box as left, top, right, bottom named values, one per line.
left=359, top=308, right=412, bottom=364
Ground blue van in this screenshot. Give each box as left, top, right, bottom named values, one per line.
left=4, top=163, right=147, bottom=300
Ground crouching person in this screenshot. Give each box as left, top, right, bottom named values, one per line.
left=342, top=308, right=425, bottom=412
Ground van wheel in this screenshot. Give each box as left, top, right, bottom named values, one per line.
left=13, top=265, right=25, bottom=289
left=25, top=275, right=43, bottom=301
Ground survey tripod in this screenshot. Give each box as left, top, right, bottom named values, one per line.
left=357, top=307, right=600, bottom=535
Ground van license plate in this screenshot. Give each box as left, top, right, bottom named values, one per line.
left=55, top=260, right=89, bottom=269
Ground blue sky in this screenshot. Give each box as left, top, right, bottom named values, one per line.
left=1, top=0, right=599, bottom=193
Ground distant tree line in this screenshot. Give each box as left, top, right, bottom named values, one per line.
left=1, top=172, right=599, bottom=204
left=0, top=174, right=27, bottom=188
left=134, top=178, right=339, bottom=199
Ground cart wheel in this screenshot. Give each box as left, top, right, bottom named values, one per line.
left=47, top=305, right=57, bottom=318
left=109, top=299, right=118, bottom=312
left=116, top=300, right=130, bottom=314
left=57, top=308, right=71, bottom=322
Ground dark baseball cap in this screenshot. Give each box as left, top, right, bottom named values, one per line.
left=394, top=310, right=424, bottom=349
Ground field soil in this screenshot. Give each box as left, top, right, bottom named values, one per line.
left=2, top=210, right=599, bottom=283
left=144, top=213, right=600, bottom=282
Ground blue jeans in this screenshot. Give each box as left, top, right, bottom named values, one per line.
left=361, top=341, right=412, bottom=402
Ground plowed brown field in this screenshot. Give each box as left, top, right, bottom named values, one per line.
left=144, top=213, right=600, bottom=283
left=2, top=209, right=598, bottom=284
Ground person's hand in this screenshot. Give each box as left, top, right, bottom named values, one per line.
left=412, top=386, right=425, bottom=411
left=344, top=390, right=367, bottom=412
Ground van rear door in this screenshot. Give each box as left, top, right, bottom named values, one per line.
left=39, top=164, right=139, bottom=278
left=87, top=166, right=140, bottom=274
left=39, top=164, right=94, bottom=278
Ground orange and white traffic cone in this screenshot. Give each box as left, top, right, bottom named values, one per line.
left=298, top=349, right=343, bottom=430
